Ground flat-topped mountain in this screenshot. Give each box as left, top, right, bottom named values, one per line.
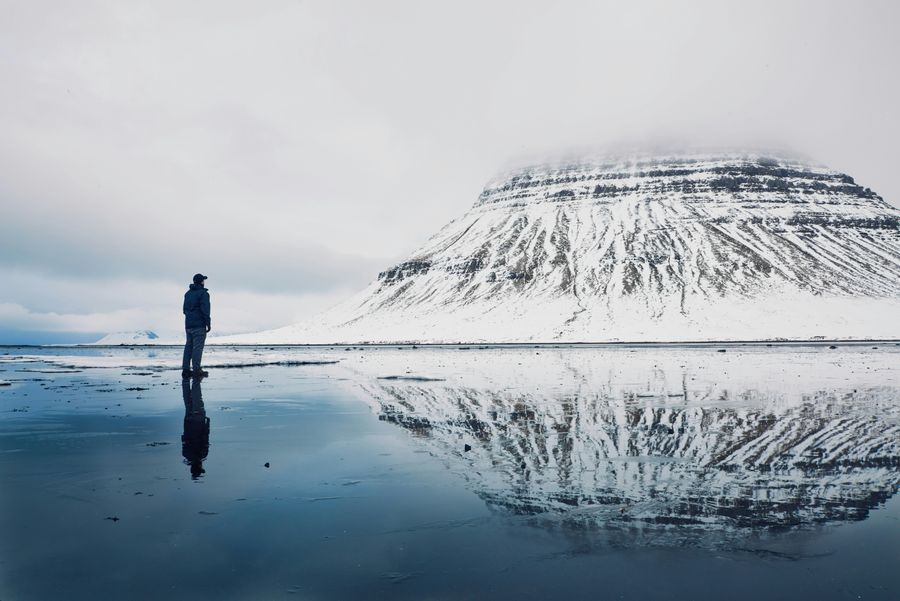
left=230, top=151, right=900, bottom=343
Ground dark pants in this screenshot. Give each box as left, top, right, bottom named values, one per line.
left=182, top=327, right=207, bottom=371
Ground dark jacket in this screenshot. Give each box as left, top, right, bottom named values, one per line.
left=183, top=284, right=211, bottom=329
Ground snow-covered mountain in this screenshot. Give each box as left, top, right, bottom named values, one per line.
left=228, top=151, right=900, bottom=343
left=92, top=330, right=164, bottom=345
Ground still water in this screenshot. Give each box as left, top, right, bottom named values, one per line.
left=1, top=344, right=898, bottom=600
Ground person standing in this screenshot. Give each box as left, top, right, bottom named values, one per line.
left=182, top=273, right=211, bottom=378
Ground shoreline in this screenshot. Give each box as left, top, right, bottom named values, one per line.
left=3, top=339, right=899, bottom=350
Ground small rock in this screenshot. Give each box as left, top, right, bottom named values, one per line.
left=264, top=462, right=270, bottom=468
left=464, top=444, right=472, bottom=452
left=717, top=349, right=727, bottom=353
left=829, top=345, right=838, bottom=349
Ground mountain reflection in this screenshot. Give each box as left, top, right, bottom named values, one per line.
left=348, top=348, right=900, bottom=547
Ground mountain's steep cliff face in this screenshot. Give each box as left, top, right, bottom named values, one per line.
left=232, top=152, right=900, bottom=343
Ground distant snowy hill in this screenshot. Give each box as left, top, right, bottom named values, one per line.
left=223, top=151, right=900, bottom=343
left=92, top=330, right=165, bottom=345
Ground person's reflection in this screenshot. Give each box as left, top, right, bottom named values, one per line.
left=181, top=376, right=210, bottom=479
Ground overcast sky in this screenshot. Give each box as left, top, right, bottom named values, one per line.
left=2, top=0, right=898, bottom=343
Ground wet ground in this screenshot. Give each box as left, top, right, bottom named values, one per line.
left=1, top=344, right=898, bottom=600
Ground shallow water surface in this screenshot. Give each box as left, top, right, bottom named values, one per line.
left=1, top=345, right=898, bottom=600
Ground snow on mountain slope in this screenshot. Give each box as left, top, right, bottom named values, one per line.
left=92, top=330, right=166, bottom=345
left=226, top=151, right=900, bottom=343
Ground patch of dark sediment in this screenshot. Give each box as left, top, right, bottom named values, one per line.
left=206, top=360, right=340, bottom=369
left=15, top=369, right=84, bottom=374
left=378, top=375, right=446, bottom=382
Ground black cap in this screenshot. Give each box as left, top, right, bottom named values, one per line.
left=193, top=273, right=208, bottom=284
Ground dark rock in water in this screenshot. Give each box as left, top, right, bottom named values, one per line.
left=464, top=444, right=472, bottom=452
left=378, top=375, right=446, bottom=382
left=212, top=360, right=338, bottom=369
left=264, top=462, right=270, bottom=468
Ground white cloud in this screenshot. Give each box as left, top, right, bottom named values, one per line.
left=0, top=269, right=355, bottom=339
left=0, top=302, right=153, bottom=335
left=1, top=1, right=898, bottom=341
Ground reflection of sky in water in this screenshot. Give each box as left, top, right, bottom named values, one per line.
left=0, top=345, right=898, bottom=600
